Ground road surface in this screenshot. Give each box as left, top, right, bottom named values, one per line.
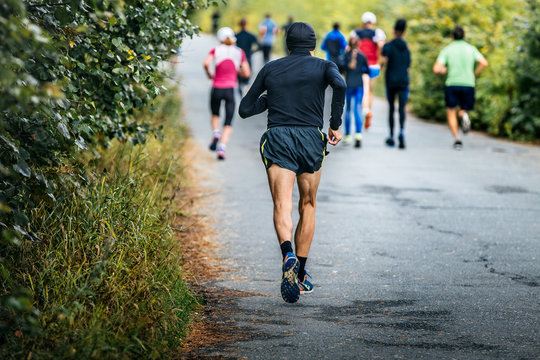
left=176, top=34, right=540, bottom=359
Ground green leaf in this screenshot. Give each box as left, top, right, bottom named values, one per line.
left=14, top=212, right=29, bottom=227
left=75, top=137, right=87, bottom=150
left=58, top=122, right=71, bottom=139
left=13, top=160, right=31, bottom=178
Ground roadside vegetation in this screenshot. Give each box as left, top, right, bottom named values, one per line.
left=196, top=0, right=540, bottom=141
left=2, top=91, right=199, bottom=358
left=1, top=0, right=218, bottom=358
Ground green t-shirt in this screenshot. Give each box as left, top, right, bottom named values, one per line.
left=436, top=40, right=483, bottom=87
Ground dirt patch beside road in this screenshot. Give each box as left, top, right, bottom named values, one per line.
left=173, top=138, right=263, bottom=358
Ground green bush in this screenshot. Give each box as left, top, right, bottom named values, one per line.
left=509, top=0, right=540, bottom=140
left=393, top=0, right=538, bottom=140
left=1, top=91, right=200, bottom=359
left=1, top=0, right=218, bottom=357
left=0, top=0, right=206, bottom=239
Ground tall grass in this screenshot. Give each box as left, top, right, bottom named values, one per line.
left=0, top=91, right=199, bottom=359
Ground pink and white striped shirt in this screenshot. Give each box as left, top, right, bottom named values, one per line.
left=209, top=44, right=247, bottom=89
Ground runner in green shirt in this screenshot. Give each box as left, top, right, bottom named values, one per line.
left=433, top=25, right=488, bottom=150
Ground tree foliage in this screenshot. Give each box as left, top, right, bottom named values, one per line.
left=509, top=0, right=540, bottom=140
left=397, top=0, right=532, bottom=139
left=1, top=0, right=215, bottom=357
left=1, top=0, right=206, bottom=240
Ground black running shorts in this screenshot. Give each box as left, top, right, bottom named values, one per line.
left=259, top=126, right=328, bottom=175
left=210, top=87, right=235, bottom=126
left=445, top=86, right=475, bottom=110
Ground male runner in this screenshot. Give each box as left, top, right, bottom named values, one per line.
left=321, top=22, right=347, bottom=70
left=239, top=22, right=346, bottom=303
left=258, top=13, right=279, bottom=63
left=381, top=18, right=411, bottom=149
left=356, top=11, right=386, bottom=129
left=236, top=18, right=259, bottom=95
left=281, top=16, right=294, bottom=53
left=433, top=25, right=488, bottom=149
left=203, top=27, right=251, bottom=160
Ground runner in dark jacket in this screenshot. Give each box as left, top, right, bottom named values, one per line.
left=236, top=18, right=260, bottom=95
left=239, top=22, right=345, bottom=304
left=381, top=19, right=411, bottom=149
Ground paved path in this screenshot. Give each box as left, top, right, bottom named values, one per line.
left=177, top=34, right=540, bottom=359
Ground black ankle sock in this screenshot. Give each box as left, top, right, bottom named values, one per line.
left=298, top=256, right=307, bottom=281
left=280, top=241, right=293, bottom=259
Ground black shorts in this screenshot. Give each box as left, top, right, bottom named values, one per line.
left=210, top=87, right=235, bottom=126
left=445, top=86, right=475, bottom=110
left=259, top=126, right=328, bottom=175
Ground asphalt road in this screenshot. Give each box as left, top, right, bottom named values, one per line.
left=176, top=34, right=540, bottom=359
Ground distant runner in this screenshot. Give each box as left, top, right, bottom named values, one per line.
left=211, top=10, right=220, bottom=34
left=203, top=27, right=251, bottom=160
left=281, top=16, right=294, bottom=53
left=236, top=18, right=260, bottom=95
left=239, top=22, right=346, bottom=303
left=433, top=25, right=488, bottom=150
left=356, top=11, right=386, bottom=129
left=259, top=13, right=279, bottom=63
left=381, top=18, right=411, bottom=149
left=321, top=22, right=347, bottom=70
left=342, top=32, right=370, bottom=148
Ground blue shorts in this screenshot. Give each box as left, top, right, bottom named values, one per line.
left=260, top=126, right=328, bottom=175
left=368, top=65, right=381, bottom=79
left=445, top=86, right=475, bottom=110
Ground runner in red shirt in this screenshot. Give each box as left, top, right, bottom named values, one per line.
left=355, top=12, right=386, bottom=129
left=204, top=27, right=251, bottom=160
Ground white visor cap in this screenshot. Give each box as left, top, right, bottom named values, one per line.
left=362, top=12, right=377, bottom=24
left=217, top=27, right=236, bottom=42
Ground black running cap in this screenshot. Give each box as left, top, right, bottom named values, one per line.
left=286, top=22, right=316, bottom=50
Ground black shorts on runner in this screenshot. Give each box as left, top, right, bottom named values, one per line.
left=259, top=126, right=328, bottom=175
left=445, top=86, right=475, bottom=110
left=210, top=87, right=235, bottom=126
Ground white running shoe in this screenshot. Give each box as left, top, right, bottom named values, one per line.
left=461, top=112, right=471, bottom=134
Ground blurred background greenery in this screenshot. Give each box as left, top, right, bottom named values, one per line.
left=195, top=0, right=540, bottom=141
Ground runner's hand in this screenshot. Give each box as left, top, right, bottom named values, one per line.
left=328, top=127, right=342, bottom=145
left=362, top=107, right=370, bottom=117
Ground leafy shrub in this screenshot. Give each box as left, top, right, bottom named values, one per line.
left=1, top=0, right=217, bottom=357
left=398, top=0, right=523, bottom=128
left=390, top=0, right=539, bottom=140
left=0, top=0, right=205, bottom=239
left=1, top=91, right=200, bottom=359
left=509, top=0, right=540, bottom=141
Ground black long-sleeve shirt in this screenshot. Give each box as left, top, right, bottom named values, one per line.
left=235, top=30, right=259, bottom=64
left=238, top=48, right=346, bottom=130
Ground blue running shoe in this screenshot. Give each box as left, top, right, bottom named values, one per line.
left=209, top=134, right=220, bottom=151
left=298, top=271, right=313, bottom=294
left=281, top=252, right=300, bottom=303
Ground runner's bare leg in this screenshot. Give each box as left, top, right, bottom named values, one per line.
left=211, top=115, right=220, bottom=132
left=220, top=125, right=233, bottom=145
left=447, top=108, right=459, bottom=140
left=294, top=169, right=322, bottom=257
left=267, top=165, right=296, bottom=245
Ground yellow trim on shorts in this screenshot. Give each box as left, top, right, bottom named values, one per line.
left=261, top=138, right=268, bottom=166
left=317, top=127, right=324, bottom=141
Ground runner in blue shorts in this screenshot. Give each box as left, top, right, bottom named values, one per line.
left=239, top=22, right=346, bottom=303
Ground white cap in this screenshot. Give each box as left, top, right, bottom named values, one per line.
left=217, top=27, right=236, bottom=43
left=350, top=30, right=358, bottom=39
left=362, top=12, right=377, bottom=24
